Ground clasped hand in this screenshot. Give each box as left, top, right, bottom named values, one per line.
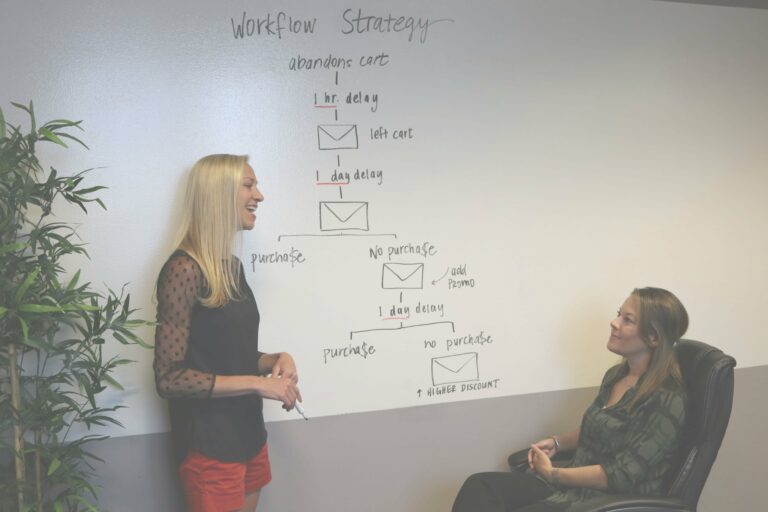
left=271, top=352, right=299, bottom=384
left=266, top=353, right=301, bottom=411
left=528, top=439, right=555, bottom=482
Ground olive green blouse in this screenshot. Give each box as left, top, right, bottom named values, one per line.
left=544, top=365, right=686, bottom=505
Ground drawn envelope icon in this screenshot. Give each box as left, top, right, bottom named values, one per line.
left=431, top=353, right=479, bottom=386
left=317, top=124, right=359, bottom=150
left=382, top=263, right=424, bottom=290
left=319, top=201, right=369, bottom=231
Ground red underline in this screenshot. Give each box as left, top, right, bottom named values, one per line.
left=384, top=316, right=410, bottom=321
left=316, top=182, right=349, bottom=186
left=314, top=105, right=337, bottom=108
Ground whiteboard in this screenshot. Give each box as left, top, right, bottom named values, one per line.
left=2, top=0, right=767, bottom=437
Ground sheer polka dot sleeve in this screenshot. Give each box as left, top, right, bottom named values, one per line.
left=153, top=253, right=215, bottom=398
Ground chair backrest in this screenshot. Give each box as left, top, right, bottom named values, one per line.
left=665, top=339, right=736, bottom=509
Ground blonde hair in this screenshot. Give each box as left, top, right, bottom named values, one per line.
left=618, top=287, right=689, bottom=410
left=175, top=154, right=248, bottom=307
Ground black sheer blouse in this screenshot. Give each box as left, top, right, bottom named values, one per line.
left=153, top=251, right=267, bottom=463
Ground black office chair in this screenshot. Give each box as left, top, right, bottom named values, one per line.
left=507, top=339, right=736, bottom=512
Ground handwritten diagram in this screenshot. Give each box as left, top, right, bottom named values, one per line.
left=381, top=263, right=424, bottom=289
left=319, top=201, right=369, bottom=231
left=431, top=353, right=479, bottom=386
left=241, top=10, right=492, bottom=406
left=317, top=124, right=359, bottom=150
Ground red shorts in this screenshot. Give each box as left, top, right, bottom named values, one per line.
left=179, top=444, right=272, bottom=512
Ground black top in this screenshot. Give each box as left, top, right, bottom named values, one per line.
left=154, top=251, right=267, bottom=463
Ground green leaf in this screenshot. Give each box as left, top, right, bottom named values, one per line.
left=109, top=357, right=136, bottom=367
left=113, top=330, right=152, bottom=348
left=55, top=131, right=90, bottom=149
left=22, top=336, right=48, bottom=349
left=0, top=105, right=5, bottom=139
left=10, top=101, right=31, bottom=114
left=102, top=374, right=124, bottom=391
left=41, top=118, right=82, bottom=131
left=54, top=503, right=64, bottom=512
left=75, top=185, right=108, bottom=195
left=123, top=319, right=152, bottom=327
left=29, top=100, right=36, bottom=132
left=0, top=241, right=27, bottom=256
left=19, top=303, right=62, bottom=313
left=66, top=269, right=81, bottom=290
left=83, top=414, right=125, bottom=428
left=39, top=126, right=68, bottom=147
left=0, top=306, right=7, bottom=318
left=15, top=266, right=41, bottom=303
left=71, top=496, right=100, bottom=512
left=18, top=316, right=29, bottom=340
left=47, top=457, right=62, bottom=475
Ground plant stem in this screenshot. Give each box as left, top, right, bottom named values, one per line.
left=9, top=343, right=26, bottom=512
left=33, top=350, right=43, bottom=511
left=35, top=429, right=43, bottom=512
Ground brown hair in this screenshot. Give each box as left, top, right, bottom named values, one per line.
left=625, top=287, right=688, bottom=409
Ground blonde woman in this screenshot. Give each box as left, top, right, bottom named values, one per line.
left=453, top=287, right=688, bottom=512
left=153, top=154, right=300, bottom=512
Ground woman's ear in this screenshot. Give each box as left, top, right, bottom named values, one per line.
left=646, top=322, right=661, bottom=348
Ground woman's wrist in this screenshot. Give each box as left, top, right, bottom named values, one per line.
left=551, top=467, right=560, bottom=485
left=549, top=435, right=560, bottom=453
left=257, top=352, right=279, bottom=374
left=211, top=375, right=262, bottom=397
left=248, top=374, right=265, bottom=393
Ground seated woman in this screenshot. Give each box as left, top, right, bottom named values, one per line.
left=452, top=287, right=688, bottom=512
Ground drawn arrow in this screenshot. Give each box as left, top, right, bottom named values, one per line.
left=417, top=389, right=422, bottom=397
left=432, top=267, right=449, bottom=285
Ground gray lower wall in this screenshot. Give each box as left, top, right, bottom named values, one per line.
left=658, top=0, right=768, bottom=8
left=90, top=365, right=767, bottom=512
left=663, top=0, right=768, bottom=9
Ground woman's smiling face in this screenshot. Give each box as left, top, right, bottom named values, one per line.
left=238, top=163, right=264, bottom=230
left=608, top=295, right=654, bottom=362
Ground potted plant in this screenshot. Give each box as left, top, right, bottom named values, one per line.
left=0, top=101, right=151, bottom=511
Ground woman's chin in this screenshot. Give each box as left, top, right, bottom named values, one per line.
left=239, top=215, right=257, bottom=230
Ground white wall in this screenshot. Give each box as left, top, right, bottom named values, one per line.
left=2, top=0, right=767, bottom=438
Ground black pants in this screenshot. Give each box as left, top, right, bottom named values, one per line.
left=452, top=471, right=568, bottom=512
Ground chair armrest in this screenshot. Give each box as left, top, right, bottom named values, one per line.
left=507, top=452, right=691, bottom=511
left=507, top=448, right=529, bottom=471
left=507, top=448, right=574, bottom=472
left=566, top=495, right=691, bottom=512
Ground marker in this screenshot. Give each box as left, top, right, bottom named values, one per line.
left=294, top=401, right=308, bottom=421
